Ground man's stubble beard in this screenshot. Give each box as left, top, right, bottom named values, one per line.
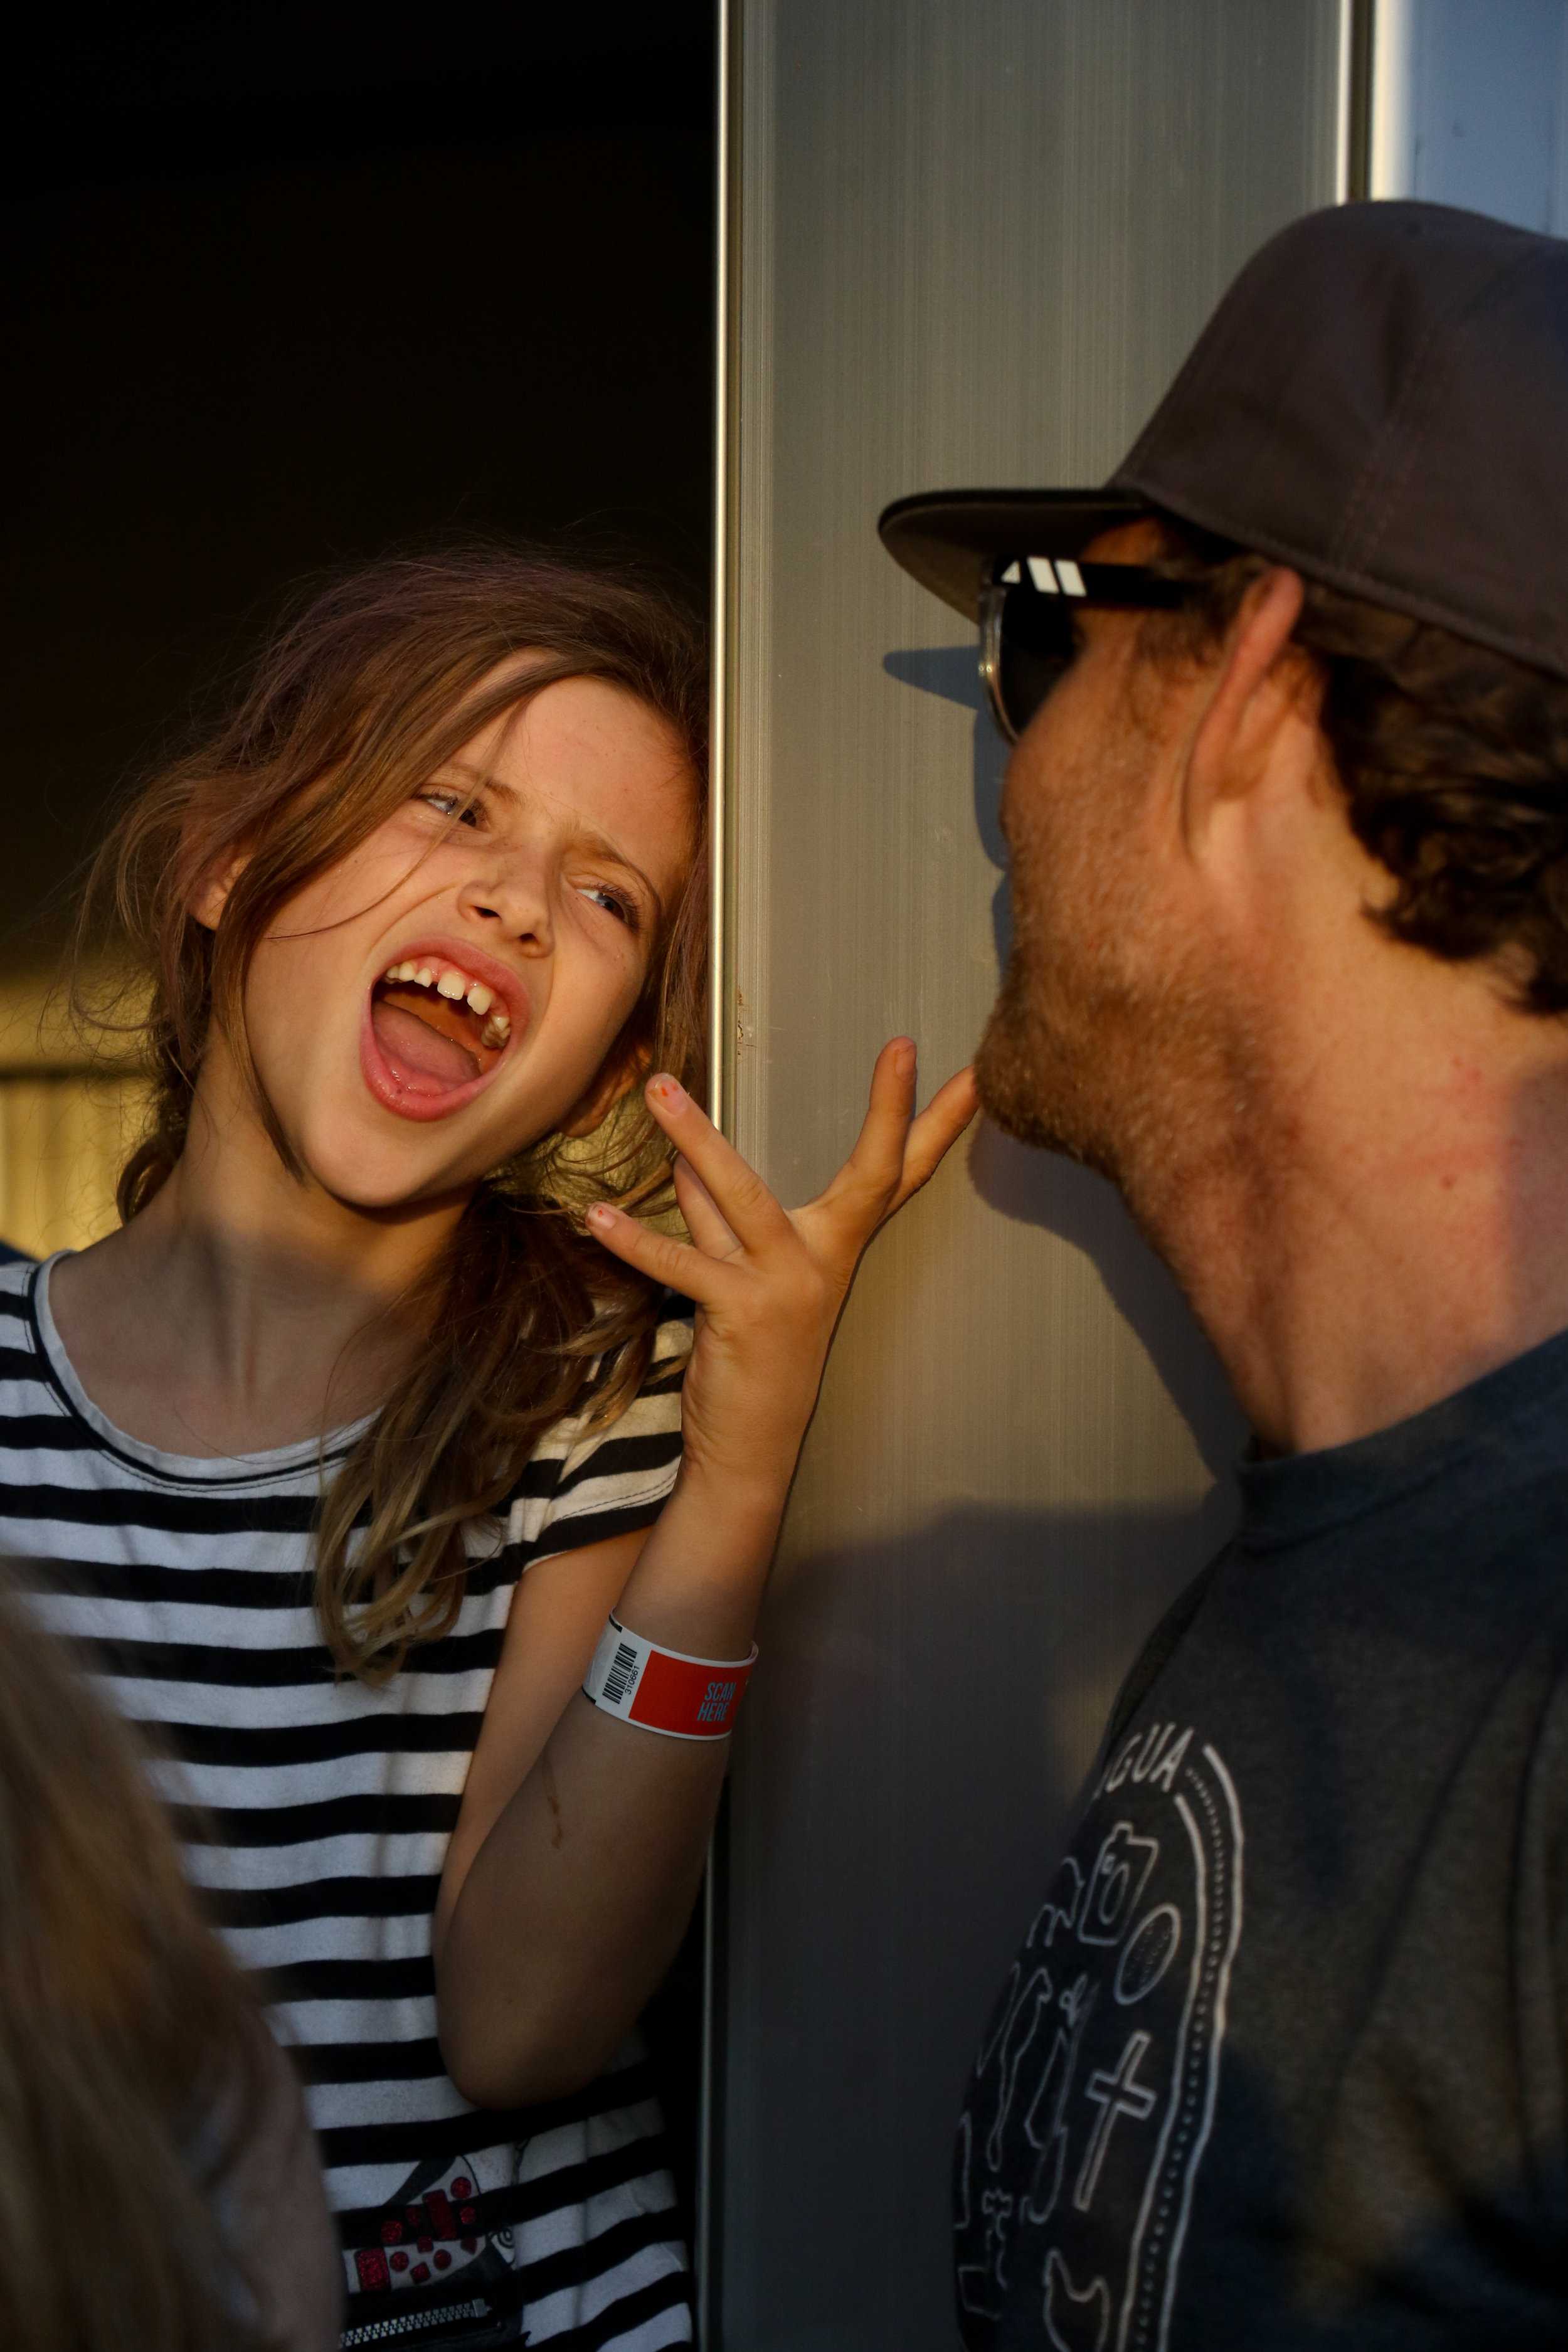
left=975, top=904, right=1251, bottom=1255
left=976, top=939, right=1116, bottom=1168
left=977, top=634, right=1260, bottom=1252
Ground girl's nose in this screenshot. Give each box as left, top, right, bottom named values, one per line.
left=457, top=862, right=553, bottom=954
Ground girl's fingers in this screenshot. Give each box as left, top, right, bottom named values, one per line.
left=627, top=1052, right=977, bottom=1295
left=643, top=1076, right=794, bottom=1252
left=887, top=1063, right=979, bottom=1209
left=584, top=1200, right=733, bottom=1306
left=820, top=1044, right=974, bottom=1224
left=835, top=1037, right=921, bottom=1204
left=672, top=1155, right=741, bottom=1258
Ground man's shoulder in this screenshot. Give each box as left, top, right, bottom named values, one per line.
left=1094, top=1550, right=1229, bottom=1766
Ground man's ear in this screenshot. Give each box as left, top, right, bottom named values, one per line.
left=558, top=1038, right=650, bottom=1141
left=1183, top=567, right=1308, bottom=830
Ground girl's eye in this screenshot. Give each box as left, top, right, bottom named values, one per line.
left=578, top=881, right=638, bottom=929
left=416, top=789, right=482, bottom=829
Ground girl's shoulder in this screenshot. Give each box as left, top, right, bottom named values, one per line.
left=573, top=1289, right=695, bottom=1421
left=535, top=1290, right=693, bottom=1471
left=0, top=1251, right=36, bottom=1299
left=645, top=1291, right=697, bottom=1378
left=496, top=1293, right=692, bottom=1565
left=0, top=1253, right=40, bottom=1355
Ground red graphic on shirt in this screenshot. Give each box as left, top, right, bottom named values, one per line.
left=351, top=2153, right=509, bottom=2299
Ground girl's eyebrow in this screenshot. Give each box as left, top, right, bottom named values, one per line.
left=442, top=761, right=665, bottom=919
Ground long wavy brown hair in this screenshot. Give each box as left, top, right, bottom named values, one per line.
left=76, top=549, right=707, bottom=1681
left=0, top=1571, right=296, bottom=2352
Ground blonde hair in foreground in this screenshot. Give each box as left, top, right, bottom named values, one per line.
left=76, top=549, right=709, bottom=1682
left=0, top=1572, right=281, bottom=2352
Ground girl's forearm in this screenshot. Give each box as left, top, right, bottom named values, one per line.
left=435, top=1463, right=788, bottom=2107
left=438, top=1058, right=977, bottom=2109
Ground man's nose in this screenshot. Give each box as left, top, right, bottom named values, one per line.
left=456, top=858, right=554, bottom=953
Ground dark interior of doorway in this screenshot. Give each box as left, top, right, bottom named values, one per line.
left=5, top=0, right=714, bottom=977
left=7, top=0, right=714, bottom=2262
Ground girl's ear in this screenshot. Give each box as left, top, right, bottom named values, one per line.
left=189, top=850, right=249, bottom=933
left=558, top=1039, right=650, bottom=1141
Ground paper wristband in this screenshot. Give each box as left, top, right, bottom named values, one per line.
left=583, top=1613, right=758, bottom=1740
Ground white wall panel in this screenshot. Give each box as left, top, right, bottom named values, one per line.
left=712, top=8, right=1345, bottom=2345
left=1369, top=0, right=1568, bottom=225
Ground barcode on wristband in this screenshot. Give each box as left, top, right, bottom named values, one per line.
left=600, top=1639, right=641, bottom=1711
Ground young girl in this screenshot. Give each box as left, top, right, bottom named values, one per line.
left=0, top=551, right=973, bottom=2350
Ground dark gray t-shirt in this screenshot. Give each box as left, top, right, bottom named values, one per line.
left=956, top=1327, right=1568, bottom=2351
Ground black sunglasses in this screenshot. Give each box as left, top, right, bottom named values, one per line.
left=978, top=554, right=1199, bottom=743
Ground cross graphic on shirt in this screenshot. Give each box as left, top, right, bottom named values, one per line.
left=1074, top=2028, right=1158, bottom=2212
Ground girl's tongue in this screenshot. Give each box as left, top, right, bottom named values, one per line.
left=371, top=996, right=481, bottom=1089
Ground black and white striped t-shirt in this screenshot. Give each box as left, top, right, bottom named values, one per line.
left=0, top=1253, right=693, bottom=2352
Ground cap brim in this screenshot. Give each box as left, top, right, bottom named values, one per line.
left=877, top=487, right=1153, bottom=622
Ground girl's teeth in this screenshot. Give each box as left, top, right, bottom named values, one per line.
left=381, top=959, right=506, bottom=1039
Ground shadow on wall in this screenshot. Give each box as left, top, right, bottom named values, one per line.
left=728, top=1496, right=1241, bottom=2344
left=721, top=650, right=1251, bottom=2343
left=886, top=642, right=1017, bottom=969
left=971, top=1128, right=1245, bottom=1486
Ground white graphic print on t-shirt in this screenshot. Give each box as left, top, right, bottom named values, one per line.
left=956, top=1723, right=1243, bottom=2351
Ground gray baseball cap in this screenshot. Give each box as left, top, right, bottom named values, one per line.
left=879, top=200, right=1568, bottom=683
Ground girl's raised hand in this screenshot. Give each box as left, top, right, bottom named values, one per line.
left=586, top=1042, right=977, bottom=1498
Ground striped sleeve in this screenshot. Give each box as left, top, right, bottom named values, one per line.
left=506, top=1309, right=690, bottom=1567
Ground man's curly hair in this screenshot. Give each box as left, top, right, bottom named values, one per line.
left=1145, top=517, right=1568, bottom=1016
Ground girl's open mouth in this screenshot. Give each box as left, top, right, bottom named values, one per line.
left=361, top=952, right=521, bottom=1121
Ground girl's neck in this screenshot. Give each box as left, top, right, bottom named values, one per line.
left=49, top=1081, right=469, bottom=1461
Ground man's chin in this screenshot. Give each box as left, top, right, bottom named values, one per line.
left=975, top=1066, right=1065, bottom=1152
left=974, top=1007, right=1117, bottom=1175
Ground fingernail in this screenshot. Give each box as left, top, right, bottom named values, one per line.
left=895, top=1039, right=916, bottom=1078
left=588, top=1202, right=618, bottom=1229
left=650, top=1074, right=687, bottom=1110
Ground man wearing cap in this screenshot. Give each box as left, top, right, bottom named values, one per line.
left=882, top=201, right=1568, bottom=2349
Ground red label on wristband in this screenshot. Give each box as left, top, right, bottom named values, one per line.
left=630, top=1650, right=748, bottom=1735
left=583, top=1616, right=758, bottom=1740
